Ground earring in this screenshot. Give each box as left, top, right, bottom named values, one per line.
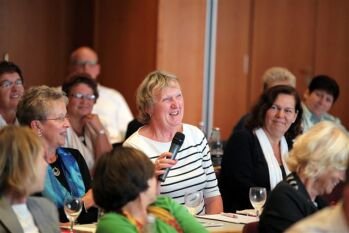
left=38, top=129, right=43, bottom=137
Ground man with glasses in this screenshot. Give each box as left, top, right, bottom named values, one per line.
left=0, top=61, right=24, bottom=127
left=69, top=46, right=133, bottom=146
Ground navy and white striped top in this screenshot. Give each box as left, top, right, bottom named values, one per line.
left=123, top=124, right=220, bottom=215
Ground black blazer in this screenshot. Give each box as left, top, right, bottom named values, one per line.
left=259, top=173, right=327, bottom=233
left=219, top=129, right=291, bottom=212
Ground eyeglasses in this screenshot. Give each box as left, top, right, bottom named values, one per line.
left=44, top=115, right=69, bottom=123
left=0, top=79, right=23, bottom=89
left=72, top=60, right=97, bottom=67
left=70, top=93, right=96, bottom=101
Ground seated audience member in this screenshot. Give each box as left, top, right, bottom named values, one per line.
left=16, top=85, right=98, bottom=224
left=93, top=147, right=208, bottom=233
left=285, top=160, right=349, bottom=233
left=123, top=70, right=222, bottom=215
left=219, top=85, right=302, bottom=212
left=69, top=46, right=133, bottom=144
left=125, top=118, right=144, bottom=140
left=0, top=126, right=59, bottom=233
left=259, top=121, right=349, bottom=233
left=233, top=66, right=296, bottom=133
left=302, top=75, right=345, bottom=132
left=62, top=74, right=112, bottom=173
left=0, top=61, right=24, bottom=127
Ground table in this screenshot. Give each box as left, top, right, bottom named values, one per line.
left=61, top=220, right=244, bottom=233
left=200, top=219, right=244, bottom=233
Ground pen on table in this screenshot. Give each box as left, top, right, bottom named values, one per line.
left=221, top=212, right=238, bottom=218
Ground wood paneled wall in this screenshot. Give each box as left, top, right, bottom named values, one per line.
left=156, top=0, right=206, bottom=125
left=2, top=0, right=349, bottom=139
left=94, top=0, right=158, bottom=116
left=0, top=0, right=94, bottom=87
left=315, top=0, right=349, bottom=128
left=214, top=0, right=252, bottom=137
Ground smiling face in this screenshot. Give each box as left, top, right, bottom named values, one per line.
left=264, top=94, right=298, bottom=138
left=304, top=89, right=334, bottom=117
left=66, top=83, right=95, bottom=118
left=149, top=82, right=184, bottom=130
left=39, top=100, right=70, bottom=151
left=0, top=72, right=24, bottom=113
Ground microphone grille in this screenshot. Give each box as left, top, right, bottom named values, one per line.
left=173, top=132, right=185, bottom=145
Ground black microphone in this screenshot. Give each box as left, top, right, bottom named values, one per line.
left=158, top=132, right=185, bottom=182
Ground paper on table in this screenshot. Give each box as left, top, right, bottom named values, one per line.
left=236, top=209, right=257, bottom=217
left=61, top=223, right=96, bottom=232
left=196, top=219, right=224, bottom=227
left=196, top=213, right=258, bottom=224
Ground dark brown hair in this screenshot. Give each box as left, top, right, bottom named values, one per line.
left=93, top=147, right=155, bottom=212
left=246, top=85, right=303, bottom=139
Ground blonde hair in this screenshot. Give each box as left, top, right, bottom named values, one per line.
left=136, top=70, right=179, bottom=124
left=263, top=67, right=296, bottom=90
left=287, top=121, right=349, bottom=179
left=0, top=126, right=44, bottom=199
left=16, top=85, right=68, bottom=126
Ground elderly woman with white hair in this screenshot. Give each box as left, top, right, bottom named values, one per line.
left=259, top=121, right=349, bottom=233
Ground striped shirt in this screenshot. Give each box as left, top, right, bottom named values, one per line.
left=123, top=124, right=220, bottom=214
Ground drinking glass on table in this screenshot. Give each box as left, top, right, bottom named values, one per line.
left=64, top=196, right=83, bottom=232
left=249, top=187, right=267, bottom=217
left=184, top=190, right=203, bottom=215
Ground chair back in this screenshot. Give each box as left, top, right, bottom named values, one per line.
left=242, top=221, right=259, bottom=233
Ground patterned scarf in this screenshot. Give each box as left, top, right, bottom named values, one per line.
left=42, top=147, right=86, bottom=208
left=148, top=206, right=183, bottom=233
left=123, top=206, right=183, bottom=233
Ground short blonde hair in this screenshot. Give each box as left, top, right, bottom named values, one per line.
left=287, top=121, right=349, bottom=179
left=263, top=67, right=296, bottom=90
left=136, top=70, right=179, bottom=124
left=16, top=85, right=68, bottom=126
left=0, top=126, right=44, bottom=199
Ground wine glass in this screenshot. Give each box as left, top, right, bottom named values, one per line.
left=64, top=196, right=83, bottom=232
left=249, top=187, right=267, bottom=217
left=184, top=190, right=203, bottom=215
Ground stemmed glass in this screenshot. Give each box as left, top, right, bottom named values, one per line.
left=184, top=190, right=203, bottom=215
left=64, top=196, right=83, bottom=232
left=249, top=187, right=267, bottom=217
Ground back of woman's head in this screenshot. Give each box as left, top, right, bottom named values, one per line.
left=93, top=147, right=155, bottom=212
left=0, top=125, right=43, bottom=198
left=262, top=67, right=296, bottom=90
left=287, top=121, right=349, bottom=178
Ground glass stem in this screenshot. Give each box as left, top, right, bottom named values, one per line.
left=70, top=220, right=74, bottom=232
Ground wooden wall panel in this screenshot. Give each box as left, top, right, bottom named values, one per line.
left=314, top=0, right=349, bottom=129
left=156, top=0, right=206, bottom=126
left=0, top=1, right=78, bottom=87
left=214, top=0, right=252, bottom=139
left=94, top=0, right=158, bottom=116
left=250, top=0, right=317, bottom=104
